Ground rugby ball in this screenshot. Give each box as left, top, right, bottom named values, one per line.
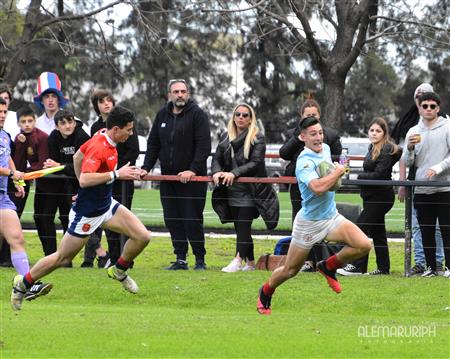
left=317, top=161, right=341, bottom=192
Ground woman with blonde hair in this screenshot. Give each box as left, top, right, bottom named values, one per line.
left=211, top=103, right=279, bottom=272
left=338, top=117, right=401, bottom=276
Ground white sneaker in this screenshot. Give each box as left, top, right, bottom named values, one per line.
left=438, top=266, right=450, bottom=278
left=336, top=264, right=363, bottom=276
left=107, top=266, right=139, bottom=293
left=242, top=264, right=255, bottom=271
left=11, top=275, right=26, bottom=311
left=221, top=259, right=242, bottom=273
left=421, top=267, right=437, bottom=277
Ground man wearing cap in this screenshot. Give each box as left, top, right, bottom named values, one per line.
left=401, top=92, right=450, bottom=277
left=396, top=83, right=445, bottom=276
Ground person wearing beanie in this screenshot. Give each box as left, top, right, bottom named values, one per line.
left=396, top=84, right=445, bottom=276
left=87, top=89, right=139, bottom=269
left=401, top=92, right=450, bottom=277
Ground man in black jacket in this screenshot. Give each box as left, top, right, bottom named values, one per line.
left=88, top=89, right=140, bottom=267
left=141, top=79, right=211, bottom=270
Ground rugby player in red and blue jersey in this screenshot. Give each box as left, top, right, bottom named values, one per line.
left=11, top=106, right=150, bottom=310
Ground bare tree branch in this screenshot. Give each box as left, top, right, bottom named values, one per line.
left=371, top=15, right=449, bottom=33
left=319, top=9, right=338, bottom=30
left=200, top=0, right=269, bottom=13
left=95, top=19, right=124, bottom=79
left=339, top=0, right=374, bottom=73
left=33, top=0, right=126, bottom=35
left=287, top=0, right=325, bottom=69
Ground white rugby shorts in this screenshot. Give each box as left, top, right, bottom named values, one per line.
left=291, top=212, right=345, bottom=250
left=67, top=199, right=121, bottom=237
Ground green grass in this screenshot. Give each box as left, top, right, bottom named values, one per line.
left=19, top=189, right=406, bottom=233
left=0, top=233, right=449, bottom=358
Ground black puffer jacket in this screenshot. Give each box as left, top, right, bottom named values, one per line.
left=280, top=123, right=342, bottom=176
left=358, top=143, right=402, bottom=198
left=211, top=131, right=279, bottom=230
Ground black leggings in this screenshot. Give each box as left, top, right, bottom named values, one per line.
left=230, top=206, right=258, bottom=262
left=354, top=189, right=394, bottom=273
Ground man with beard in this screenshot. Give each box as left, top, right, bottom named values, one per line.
left=141, top=79, right=211, bottom=270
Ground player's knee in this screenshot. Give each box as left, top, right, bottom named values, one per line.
left=7, top=233, right=25, bottom=251
left=54, top=252, right=73, bottom=267
left=284, top=266, right=300, bottom=279
left=359, top=239, right=372, bottom=255
left=138, top=230, right=151, bottom=245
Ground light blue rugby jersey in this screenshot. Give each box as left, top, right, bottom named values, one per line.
left=295, top=143, right=337, bottom=220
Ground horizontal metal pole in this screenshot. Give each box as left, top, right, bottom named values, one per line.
left=141, top=175, right=450, bottom=187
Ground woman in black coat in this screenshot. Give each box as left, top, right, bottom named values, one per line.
left=338, top=117, right=401, bottom=276
left=212, top=103, right=279, bottom=272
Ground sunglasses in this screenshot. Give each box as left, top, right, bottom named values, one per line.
left=235, top=112, right=250, bottom=118
left=421, top=104, right=438, bottom=110
left=168, top=79, right=188, bottom=92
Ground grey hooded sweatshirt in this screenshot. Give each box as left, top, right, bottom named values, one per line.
left=402, top=115, right=450, bottom=194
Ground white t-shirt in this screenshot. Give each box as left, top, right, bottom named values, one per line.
left=3, top=111, right=20, bottom=140
left=36, top=112, right=56, bottom=135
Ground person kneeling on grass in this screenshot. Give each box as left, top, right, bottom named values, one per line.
left=257, top=116, right=372, bottom=315
left=11, top=106, right=151, bottom=311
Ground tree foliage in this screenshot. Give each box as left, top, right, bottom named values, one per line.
left=0, top=0, right=448, bottom=140
left=344, top=50, right=399, bottom=136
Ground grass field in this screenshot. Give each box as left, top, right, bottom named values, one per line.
left=0, top=233, right=448, bottom=358
left=18, top=188, right=406, bottom=233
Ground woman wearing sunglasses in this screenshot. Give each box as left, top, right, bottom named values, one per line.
left=211, top=103, right=279, bottom=272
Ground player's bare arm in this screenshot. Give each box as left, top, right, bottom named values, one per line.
left=79, top=162, right=142, bottom=188
left=309, top=164, right=345, bottom=195
left=7, top=158, right=24, bottom=180
left=73, top=149, right=83, bottom=180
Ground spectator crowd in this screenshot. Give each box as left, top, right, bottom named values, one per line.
left=0, top=74, right=449, bottom=281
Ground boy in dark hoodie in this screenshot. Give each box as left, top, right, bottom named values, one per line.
left=42, top=110, right=90, bottom=260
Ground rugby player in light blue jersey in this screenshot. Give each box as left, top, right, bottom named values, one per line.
left=257, top=116, right=371, bottom=315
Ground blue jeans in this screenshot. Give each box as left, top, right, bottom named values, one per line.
left=412, top=208, right=444, bottom=267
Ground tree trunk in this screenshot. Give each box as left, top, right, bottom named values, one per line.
left=4, top=0, right=42, bottom=87
left=322, top=73, right=346, bottom=130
